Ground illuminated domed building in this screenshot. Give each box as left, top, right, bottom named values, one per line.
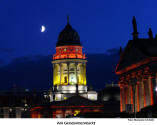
left=30, top=18, right=103, bottom=118
left=51, top=17, right=97, bottom=101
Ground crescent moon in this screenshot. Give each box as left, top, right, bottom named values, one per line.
left=41, top=25, right=46, bottom=32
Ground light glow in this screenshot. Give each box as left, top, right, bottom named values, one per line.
left=73, top=110, right=80, bottom=116
left=155, top=86, right=157, bottom=91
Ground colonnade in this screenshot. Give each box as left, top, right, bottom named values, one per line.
left=53, top=61, right=86, bottom=86
left=119, top=67, right=155, bottom=112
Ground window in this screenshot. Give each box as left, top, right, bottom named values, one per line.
left=64, top=76, right=67, bottom=83
left=70, top=68, right=74, bottom=71
left=64, top=97, right=67, bottom=100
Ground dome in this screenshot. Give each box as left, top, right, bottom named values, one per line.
left=56, top=23, right=81, bottom=47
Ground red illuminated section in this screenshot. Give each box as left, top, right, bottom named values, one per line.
left=53, top=45, right=86, bottom=60
left=116, top=57, right=157, bottom=75
left=30, top=105, right=104, bottom=118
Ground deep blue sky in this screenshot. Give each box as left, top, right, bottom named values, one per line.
left=0, top=0, right=157, bottom=64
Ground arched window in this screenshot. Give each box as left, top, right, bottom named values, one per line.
left=64, top=76, right=67, bottom=83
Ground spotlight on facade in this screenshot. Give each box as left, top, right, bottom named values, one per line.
left=9, top=108, right=12, bottom=112
left=155, top=87, right=157, bottom=91
left=24, top=104, right=28, bottom=107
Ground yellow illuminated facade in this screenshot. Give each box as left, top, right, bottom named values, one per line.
left=52, top=59, right=87, bottom=86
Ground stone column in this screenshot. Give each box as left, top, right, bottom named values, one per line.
left=83, top=63, right=86, bottom=85
left=133, top=84, right=136, bottom=113
left=127, top=85, right=131, bottom=104
left=75, top=63, right=78, bottom=85
left=67, top=63, right=70, bottom=85
left=143, top=79, right=150, bottom=107
left=60, top=63, right=62, bottom=85
left=130, top=78, right=137, bottom=113
left=127, top=86, right=130, bottom=105
left=152, top=73, right=157, bottom=104
left=148, top=75, right=154, bottom=105
left=139, top=80, right=144, bottom=110
left=53, top=64, right=55, bottom=85
left=136, top=83, right=140, bottom=112
left=143, top=79, right=146, bottom=107
left=143, top=79, right=148, bottom=107
left=130, top=85, right=134, bottom=112
left=125, top=85, right=134, bottom=112
left=53, top=63, right=58, bottom=85
left=81, top=63, right=84, bottom=85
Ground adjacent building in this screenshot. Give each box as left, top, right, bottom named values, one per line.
left=0, top=88, right=49, bottom=118
left=116, top=17, right=157, bottom=113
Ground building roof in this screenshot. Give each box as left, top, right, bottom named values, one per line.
left=56, top=23, right=81, bottom=47
left=116, top=38, right=157, bottom=73
left=0, top=91, right=48, bottom=107
left=51, top=95, right=103, bottom=107
left=33, top=95, right=102, bottom=108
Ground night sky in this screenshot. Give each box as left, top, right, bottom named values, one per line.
left=0, top=0, right=157, bottom=90
left=1, top=0, right=157, bottom=63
